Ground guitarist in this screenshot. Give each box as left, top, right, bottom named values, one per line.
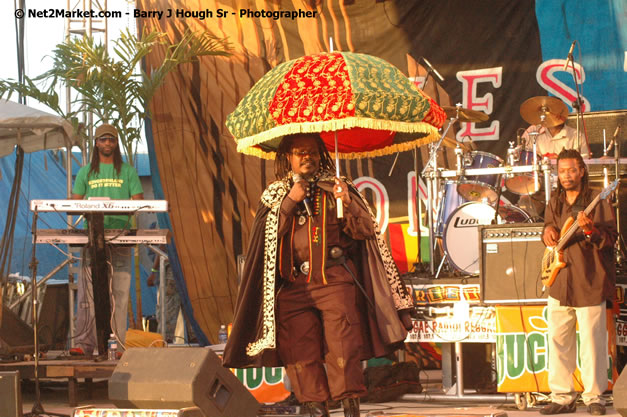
left=540, top=149, right=617, bottom=416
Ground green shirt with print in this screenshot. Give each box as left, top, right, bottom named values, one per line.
left=72, top=162, right=143, bottom=229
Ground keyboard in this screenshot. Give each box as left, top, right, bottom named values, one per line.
left=30, top=199, right=168, bottom=213
left=34, top=228, right=169, bottom=245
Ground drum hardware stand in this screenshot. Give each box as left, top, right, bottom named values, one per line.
left=455, top=144, right=465, bottom=178
left=434, top=251, right=448, bottom=279
left=506, top=142, right=517, bottom=166
left=541, top=157, right=553, bottom=204
left=526, top=130, right=541, bottom=193
left=504, top=142, right=517, bottom=185
left=412, top=147, right=429, bottom=275
left=491, top=184, right=504, bottom=225
left=611, top=137, right=626, bottom=269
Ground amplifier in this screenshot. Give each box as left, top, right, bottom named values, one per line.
left=0, top=371, right=21, bottom=417
left=479, top=223, right=548, bottom=304
left=566, top=110, right=626, bottom=157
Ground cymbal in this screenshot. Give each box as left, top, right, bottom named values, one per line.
left=520, top=96, right=568, bottom=127
left=442, top=106, right=489, bottom=123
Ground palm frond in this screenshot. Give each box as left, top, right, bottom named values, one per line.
left=0, top=27, right=231, bottom=164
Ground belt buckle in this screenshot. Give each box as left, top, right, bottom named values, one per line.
left=299, top=261, right=310, bottom=275
left=329, top=246, right=343, bottom=259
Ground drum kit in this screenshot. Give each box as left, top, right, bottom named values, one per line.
left=422, top=99, right=568, bottom=277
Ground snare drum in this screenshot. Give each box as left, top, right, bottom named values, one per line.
left=505, top=149, right=541, bottom=195
left=435, top=181, right=469, bottom=237
left=457, top=151, right=504, bottom=203
left=443, top=202, right=530, bottom=275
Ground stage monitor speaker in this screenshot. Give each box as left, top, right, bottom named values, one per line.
left=38, top=283, right=69, bottom=349
left=0, top=371, right=22, bottom=417
left=109, top=347, right=259, bottom=417
left=0, top=305, right=34, bottom=356
left=616, top=364, right=627, bottom=417
left=479, top=223, right=548, bottom=304
left=566, top=110, right=626, bottom=157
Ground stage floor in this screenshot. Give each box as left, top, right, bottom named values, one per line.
left=17, top=369, right=620, bottom=417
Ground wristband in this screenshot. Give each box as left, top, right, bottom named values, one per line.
left=151, top=268, right=159, bottom=273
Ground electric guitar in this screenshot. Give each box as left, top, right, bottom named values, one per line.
left=540, top=179, right=618, bottom=288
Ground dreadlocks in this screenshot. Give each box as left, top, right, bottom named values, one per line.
left=88, top=138, right=124, bottom=178
left=555, top=148, right=591, bottom=212
left=274, top=133, right=336, bottom=179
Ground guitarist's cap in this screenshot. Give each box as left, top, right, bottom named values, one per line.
left=95, top=123, right=118, bottom=139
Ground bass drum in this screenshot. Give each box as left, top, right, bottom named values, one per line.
left=443, top=202, right=531, bottom=275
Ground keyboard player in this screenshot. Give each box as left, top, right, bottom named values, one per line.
left=70, top=123, right=143, bottom=357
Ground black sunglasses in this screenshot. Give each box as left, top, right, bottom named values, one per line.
left=97, top=136, right=117, bottom=143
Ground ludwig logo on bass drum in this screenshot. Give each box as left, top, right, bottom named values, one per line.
left=454, top=216, right=483, bottom=228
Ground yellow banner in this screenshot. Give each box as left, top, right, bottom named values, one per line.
left=233, top=367, right=290, bottom=403
left=406, top=306, right=495, bottom=343
left=495, top=305, right=617, bottom=393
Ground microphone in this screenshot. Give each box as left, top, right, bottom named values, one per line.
left=607, top=126, right=620, bottom=152
left=293, top=174, right=313, bottom=216
left=563, top=40, right=576, bottom=70
left=420, top=57, right=445, bottom=83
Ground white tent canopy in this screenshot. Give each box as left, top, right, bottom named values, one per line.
left=0, top=99, right=80, bottom=158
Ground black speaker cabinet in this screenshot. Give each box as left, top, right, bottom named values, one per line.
left=616, top=364, right=627, bottom=417
left=38, top=283, right=69, bottom=349
left=0, top=371, right=22, bottom=417
left=0, top=304, right=34, bottom=355
left=109, top=347, right=259, bottom=417
left=566, top=109, right=626, bottom=157
left=479, top=223, right=548, bottom=304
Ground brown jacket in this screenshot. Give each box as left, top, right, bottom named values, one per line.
left=223, top=172, right=413, bottom=368
left=543, top=187, right=617, bottom=307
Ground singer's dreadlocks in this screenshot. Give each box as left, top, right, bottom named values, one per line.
left=88, top=137, right=123, bottom=178
left=554, top=148, right=591, bottom=213
left=274, top=133, right=336, bottom=179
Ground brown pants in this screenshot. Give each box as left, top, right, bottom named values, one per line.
left=276, top=265, right=367, bottom=402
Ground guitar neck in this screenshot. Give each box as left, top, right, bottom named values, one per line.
left=555, top=193, right=601, bottom=252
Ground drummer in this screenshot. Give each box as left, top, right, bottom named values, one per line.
left=521, top=120, right=590, bottom=159
left=517, top=120, right=590, bottom=220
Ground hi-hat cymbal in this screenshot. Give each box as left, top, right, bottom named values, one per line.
left=520, top=96, right=568, bottom=127
left=442, top=106, right=490, bottom=123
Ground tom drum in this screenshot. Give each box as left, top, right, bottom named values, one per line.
left=505, top=149, right=541, bottom=195
left=457, top=151, right=504, bottom=203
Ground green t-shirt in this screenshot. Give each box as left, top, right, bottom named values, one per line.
left=72, top=162, right=143, bottom=229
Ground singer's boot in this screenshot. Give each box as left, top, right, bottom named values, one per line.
left=303, top=401, right=329, bottom=417
left=342, top=397, right=360, bottom=417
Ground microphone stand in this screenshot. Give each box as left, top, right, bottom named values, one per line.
left=421, top=107, right=461, bottom=275
left=422, top=68, right=441, bottom=105
left=613, top=138, right=625, bottom=268
left=568, top=56, right=590, bottom=154
left=25, top=210, right=69, bottom=417
left=412, top=69, right=441, bottom=273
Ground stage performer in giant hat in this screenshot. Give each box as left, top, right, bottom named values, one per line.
left=223, top=133, right=414, bottom=417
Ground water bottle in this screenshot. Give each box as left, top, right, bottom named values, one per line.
left=218, top=324, right=228, bottom=344
left=107, top=333, right=118, bottom=361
